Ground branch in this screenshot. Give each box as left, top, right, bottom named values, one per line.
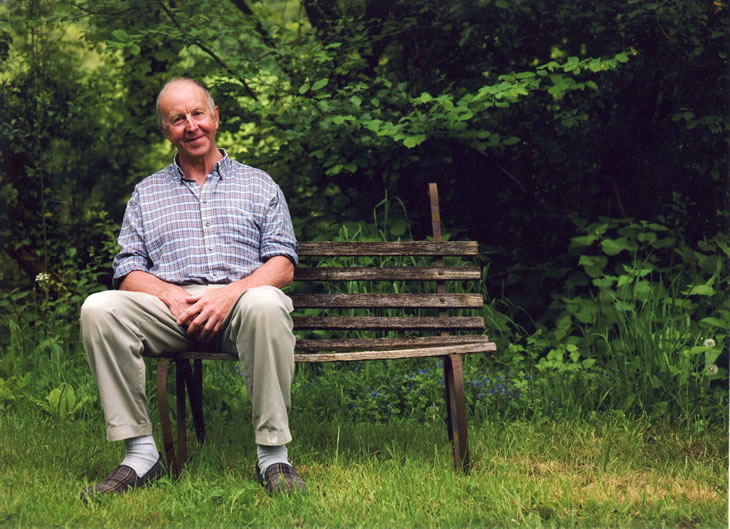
left=156, top=0, right=259, bottom=102
left=472, top=144, right=527, bottom=194
left=228, top=0, right=277, bottom=49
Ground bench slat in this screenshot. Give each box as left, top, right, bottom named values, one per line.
left=294, top=266, right=481, bottom=281
left=292, top=316, right=485, bottom=330
left=142, top=340, right=496, bottom=362
left=298, top=241, right=478, bottom=256
left=295, top=334, right=493, bottom=351
left=295, top=342, right=496, bottom=362
left=289, top=293, right=483, bottom=308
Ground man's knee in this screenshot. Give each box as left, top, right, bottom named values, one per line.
left=239, top=286, right=293, bottom=317
left=80, top=291, right=118, bottom=328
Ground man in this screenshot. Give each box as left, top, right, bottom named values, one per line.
left=80, top=78, right=304, bottom=499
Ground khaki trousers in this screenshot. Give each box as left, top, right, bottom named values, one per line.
left=80, top=285, right=295, bottom=446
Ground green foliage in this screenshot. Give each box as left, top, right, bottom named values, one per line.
left=30, top=382, right=90, bottom=420
left=0, top=0, right=726, bottom=438
left=492, top=216, right=729, bottom=426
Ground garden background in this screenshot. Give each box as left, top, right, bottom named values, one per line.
left=0, top=0, right=728, bottom=527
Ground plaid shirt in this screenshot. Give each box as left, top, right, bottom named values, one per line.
left=113, top=151, right=298, bottom=288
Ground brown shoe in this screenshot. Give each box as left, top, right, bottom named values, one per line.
left=81, top=454, right=165, bottom=501
left=256, top=462, right=306, bottom=494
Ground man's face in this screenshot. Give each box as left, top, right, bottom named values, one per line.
left=159, top=81, right=220, bottom=163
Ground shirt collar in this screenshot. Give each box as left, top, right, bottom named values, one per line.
left=172, top=149, right=231, bottom=181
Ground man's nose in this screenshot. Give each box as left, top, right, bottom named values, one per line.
left=184, top=114, right=199, bottom=130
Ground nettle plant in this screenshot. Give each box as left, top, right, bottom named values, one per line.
left=535, top=217, right=728, bottom=421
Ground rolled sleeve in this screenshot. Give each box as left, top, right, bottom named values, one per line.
left=112, top=191, right=152, bottom=288
left=259, top=187, right=298, bottom=265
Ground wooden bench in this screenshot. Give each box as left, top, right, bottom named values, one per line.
left=143, top=183, right=496, bottom=477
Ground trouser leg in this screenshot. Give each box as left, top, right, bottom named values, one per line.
left=80, top=290, right=190, bottom=441
left=220, top=286, right=296, bottom=446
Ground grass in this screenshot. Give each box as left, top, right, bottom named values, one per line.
left=0, top=404, right=726, bottom=528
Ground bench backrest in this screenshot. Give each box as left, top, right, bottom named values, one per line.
left=292, top=241, right=483, bottom=329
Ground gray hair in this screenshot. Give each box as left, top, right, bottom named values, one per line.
left=156, top=78, right=217, bottom=130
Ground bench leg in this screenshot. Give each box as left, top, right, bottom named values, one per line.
left=156, top=358, right=179, bottom=477
left=175, top=360, right=188, bottom=475
left=187, top=359, right=206, bottom=443
left=442, top=353, right=471, bottom=472
left=156, top=358, right=205, bottom=479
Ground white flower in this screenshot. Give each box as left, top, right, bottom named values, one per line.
left=35, top=272, right=51, bottom=285
left=706, top=364, right=718, bottom=375
left=703, top=338, right=716, bottom=348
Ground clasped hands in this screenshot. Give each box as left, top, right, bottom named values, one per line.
left=168, top=284, right=243, bottom=342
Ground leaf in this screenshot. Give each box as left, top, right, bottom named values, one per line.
left=111, top=29, right=129, bottom=41
left=364, top=119, right=382, bottom=132
left=571, top=234, right=597, bottom=247
left=699, top=316, right=728, bottom=328
left=682, top=285, right=715, bottom=296
left=298, top=81, right=310, bottom=94
left=600, top=237, right=636, bottom=256
left=312, top=78, right=329, bottom=91
left=403, top=135, right=426, bottom=148
left=578, top=255, right=607, bottom=278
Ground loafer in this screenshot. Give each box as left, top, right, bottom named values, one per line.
left=256, top=462, right=306, bottom=494
left=81, top=454, right=165, bottom=501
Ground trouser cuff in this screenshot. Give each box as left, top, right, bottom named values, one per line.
left=106, top=423, right=154, bottom=442
left=255, top=430, right=292, bottom=446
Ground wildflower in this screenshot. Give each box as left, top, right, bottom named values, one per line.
left=35, top=272, right=51, bottom=285
left=706, top=364, right=718, bottom=375
left=703, top=338, right=716, bottom=348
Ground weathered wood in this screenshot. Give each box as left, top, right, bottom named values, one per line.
left=292, top=316, right=485, bottom=330
left=143, top=335, right=495, bottom=359
left=289, top=293, right=483, bottom=308
left=297, top=241, right=478, bottom=256
left=295, top=342, right=496, bottom=362
left=294, top=266, right=481, bottom=281
left=295, top=335, right=494, bottom=352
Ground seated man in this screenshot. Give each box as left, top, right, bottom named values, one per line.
left=80, top=77, right=304, bottom=498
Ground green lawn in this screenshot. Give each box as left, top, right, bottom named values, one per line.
left=0, top=408, right=726, bottom=528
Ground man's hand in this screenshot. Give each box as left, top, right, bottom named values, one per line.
left=120, top=271, right=198, bottom=320
left=176, top=284, right=244, bottom=342
left=119, top=256, right=294, bottom=342
left=161, top=286, right=200, bottom=320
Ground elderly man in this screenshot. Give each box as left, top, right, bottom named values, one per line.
left=80, top=78, right=304, bottom=498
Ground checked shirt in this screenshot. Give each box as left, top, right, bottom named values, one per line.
left=113, top=151, right=298, bottom=288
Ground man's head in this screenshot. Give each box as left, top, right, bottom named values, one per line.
left=156, top=78, right=220, bottom=163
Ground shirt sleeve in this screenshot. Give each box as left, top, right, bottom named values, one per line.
left=259, top=186, right=298, bottom=265
left=112, top=190, right=152, bottom=288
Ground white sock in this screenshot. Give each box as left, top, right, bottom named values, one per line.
left=257, top=444, right=289, bottom=475
left=121, top=435, right=159, bottom=477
